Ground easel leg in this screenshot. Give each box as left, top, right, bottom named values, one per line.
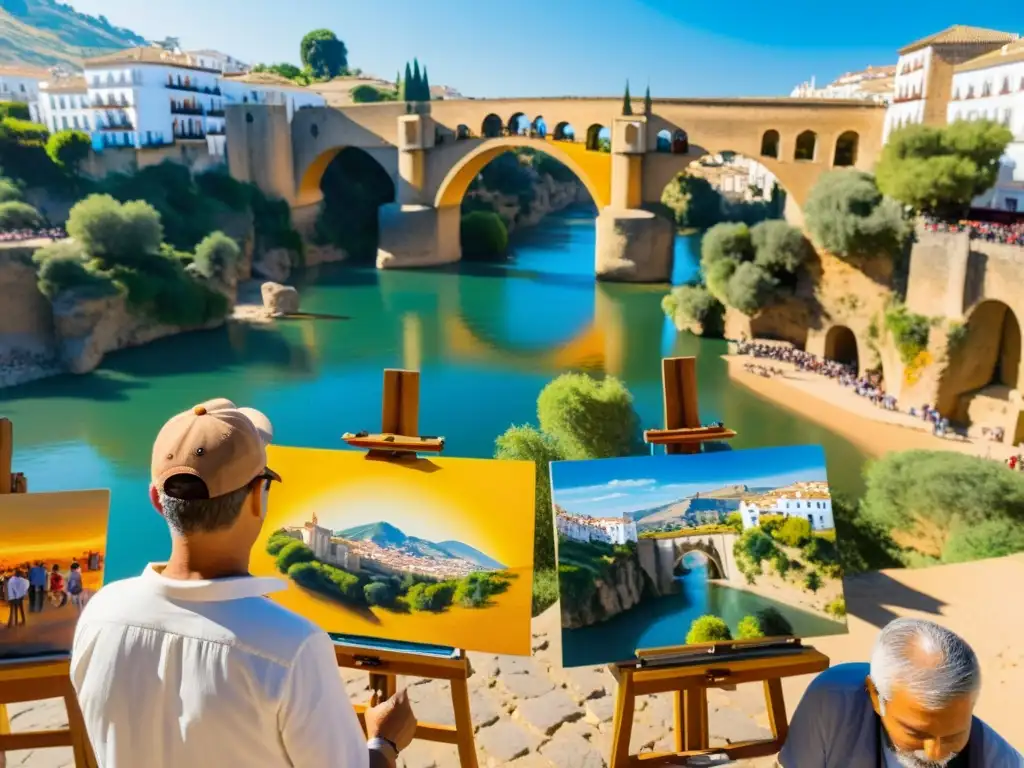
left=763, top=678, right=788, bottom=744
left=368, top=672, right=397, bottom=704
left=450, top=676, right=479, bottom=768
left=610, top=671, right=636, bottom=768
left=683, top=688, right=709, bottom=750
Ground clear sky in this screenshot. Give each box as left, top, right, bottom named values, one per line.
left=66, top=0, right=1020, bottom=98
left=551, top=445, right=828, bottom=519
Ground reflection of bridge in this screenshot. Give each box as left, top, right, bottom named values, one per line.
left=637, top=531, right=742, bottom=595
left=227, top=96, right=885, bottom=281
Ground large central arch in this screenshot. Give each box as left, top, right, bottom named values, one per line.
left=433, top=136, right=610, bottom=209
left=674, top=542, right=725, bottom=580
left=296, top=145, right=398, bottom=206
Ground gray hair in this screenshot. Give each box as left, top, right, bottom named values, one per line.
left=159, top=485, right=251, bottom=536
left=870, top=618, right=981, bottom=712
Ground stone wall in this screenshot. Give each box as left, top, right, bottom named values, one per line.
left=81, top=143, right=226, bottom=181
left=0, top=247, right=58, bottom=387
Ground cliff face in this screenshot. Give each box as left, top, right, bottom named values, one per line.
left=467, top=175, right=591, bottom=235
left=560, top=555, right=648, bottom=630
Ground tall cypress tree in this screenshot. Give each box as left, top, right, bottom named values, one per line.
left=622, top=80, right=633, bottom=116
left=395, top=70, right=402, bottom=99
left=401, top=62, right=412, bottom=101
left=422, top=65, right=431, bottom=101
left=644, top=84, right=652, bottom=116
left=412, top=59, right=422, bottom=101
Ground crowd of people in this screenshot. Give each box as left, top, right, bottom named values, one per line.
left=0, top=227, right=66, bottom=243
left=1, top=560, right=86, bottom=629
left=922, top=216, right=1024, bottom=246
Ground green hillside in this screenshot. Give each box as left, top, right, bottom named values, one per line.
left=0, top=0, right=146, bottom=68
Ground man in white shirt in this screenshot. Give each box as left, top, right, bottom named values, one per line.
left=71, top=398, right=417, bottom=768
left=5, top=569, right=28, bottom=627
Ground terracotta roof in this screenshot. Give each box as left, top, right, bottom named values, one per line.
left=0, top=65, right=51, bottom=80
left=40, top=76, right=87, bottom=94
left=899, top=25, right=1018, bottom=56
left=954, top=40, right=1024, bottom=73
left=84, top=47, right=219, bottom=73
left=222, top=71, right=309, bottom=90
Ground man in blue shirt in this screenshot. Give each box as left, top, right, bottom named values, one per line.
left=779, top=618, right=1022, bottom=767
left=27, top=561, right=48, bottom=613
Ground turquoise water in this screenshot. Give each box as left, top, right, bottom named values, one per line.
left=0, top=206, right=868, bottom=584
left=562, top=559, right=848, bottom=667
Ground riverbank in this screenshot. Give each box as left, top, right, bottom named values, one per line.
left=723, top=355, right=1017, bottom=462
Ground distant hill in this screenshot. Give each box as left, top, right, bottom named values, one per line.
left=698, top=484, right=749, bottom=499
left=338, top=522, right=506, bottom=570
left=0, top=0, right=146, bottom=69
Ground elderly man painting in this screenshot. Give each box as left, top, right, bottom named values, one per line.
left=779, top=618, right=1022, bottom=767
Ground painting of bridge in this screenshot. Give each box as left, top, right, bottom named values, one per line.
left=551, top=445, right=848, bottom=667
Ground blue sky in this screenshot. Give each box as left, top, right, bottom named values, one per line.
left=551, top=445, right=828, bottom=519
left=67, top=1, right=1020, bottom=98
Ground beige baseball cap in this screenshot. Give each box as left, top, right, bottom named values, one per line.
left=151, top=398, right=281, bottom=499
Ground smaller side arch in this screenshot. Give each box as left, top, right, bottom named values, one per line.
left=833, top=131, right=859, bottom=167
left=585, top=123, right=605, bottom=151
left=554, top=121, right=576, bottom=141
left=507, top=112, right=527, bottom=136
left=456, top=124, right=470, bottom=140
left=794, top=130, right=817, bottom=162
left=481, top=113, right=503, bottom=138
left=824, top=325, right=859, bottom=369
left=671, top=129, right=689, bottom=154
left=760, top=129, right=780, bottom=159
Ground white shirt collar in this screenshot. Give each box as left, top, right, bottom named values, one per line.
left=140, top=563, right=286, bottom=603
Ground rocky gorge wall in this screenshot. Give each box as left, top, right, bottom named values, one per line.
left=466, top=175, right=591, bottom=235
left=560, top=552, right=651, bottom=630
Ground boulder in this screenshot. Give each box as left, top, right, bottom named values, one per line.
left=261, top=282, right=300, bottom=316
left=252, top=248, right=292, bottom=283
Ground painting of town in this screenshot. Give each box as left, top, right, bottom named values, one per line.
left=551, top=445, right=849, bottom=667
left=0, top=490, right=110, bottom=663
left=249, top=445, right=536, bottom=655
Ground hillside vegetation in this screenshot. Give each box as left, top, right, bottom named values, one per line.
left=0, top=0, right=145, bottom=68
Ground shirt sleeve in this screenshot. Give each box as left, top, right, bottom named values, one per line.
left=279, top=631, right=370, bottom=768
left=778, top=677, right=833, bottom=768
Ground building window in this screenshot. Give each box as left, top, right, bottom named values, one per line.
left=61, top=116, right=68, bottom=129
left=982, top=81, right=992, bottom=97
left=1007, top=197, right=1019, bottom=212
left=59, top=96, right=66, bottom=109
left=49, top=95, right=56, bottom=109
left=72, top=116, right=79, bottom=129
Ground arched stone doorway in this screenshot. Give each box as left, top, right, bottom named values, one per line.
left=824, top=325, right=859, bottom=369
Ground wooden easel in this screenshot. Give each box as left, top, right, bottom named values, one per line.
left=607, top=357, right=830, bottom=767
left=0, top=418, right=96, bottom=768
left=337, top=369, right=479, bottom=768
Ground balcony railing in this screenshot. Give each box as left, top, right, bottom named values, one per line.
left=165, top=83, right=222, bottom=96
left=98, top=123, right=135, bottom=131
left=207, top=127, right=225, bottom=136
left=171, top=103, right=204, bottom=116
left=175, top=131, right=207, bottom=141
left=89, top=99, right=130, bottom=109
left=207, top=108, right=225, bottom=118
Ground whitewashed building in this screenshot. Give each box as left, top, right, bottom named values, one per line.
left=186, top=49, right=249, bottom=75
left=948, top=40, right=1024, bottom=211
left=555, top=509, right=639, bottom=545
left=38, top=76, right=94, bottom=137
left=884, top=26, right=1018, bottom=143
left=791, top=65, right=896, bottom=105
left=739, top=482, right=835, bottom=532
left=221, top=71, right=326, bottom=123
left=0, top=65, right=49, bottom=122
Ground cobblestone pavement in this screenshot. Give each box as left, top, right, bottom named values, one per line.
left=1, top=612, right=782, bottom=768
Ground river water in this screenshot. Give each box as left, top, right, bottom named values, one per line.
left=0, top=206, right=868, bottom=583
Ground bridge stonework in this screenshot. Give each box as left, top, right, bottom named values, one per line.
left=636, top=532, right=742, bottom=595
left=226, top=97, right=884, bottom=281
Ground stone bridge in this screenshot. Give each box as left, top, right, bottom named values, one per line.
left=636, top=531, right=742, bottom=595
left=226, top=96, right=885, bottom=281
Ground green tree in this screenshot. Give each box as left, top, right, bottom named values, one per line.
left=825, top=596, right=847, bottom=618
left=803, top=570, right=822, bottom=593
left=192, top=231, right=240, bottom=282
left=0, top=102, right=30, bottom=121
left=0, top=200, right=42, bottom=230
left=875, top=120, right=1012, bottom=218
left=351, top=85, right=389, bottom=103
left=884, top=303, right=931, bottom=365
left=804, top=169, right=908, bottom=260
left=751, top=220, right=809, bottom=276
left=643, top=84, right=652, bottom=117
left=363, top=581, right=394, bottom=606
left=831, top=493, right=901, bottom=574
left=45, top=129, right=91, bottom=175
left=460, top=211, right=508, bottom=259
left=421, top=66, right=431, bottom=101
left=774, top=516, right=812, bottom=547
left=66, top=194, right=163, bottom=264
left=755, top=607, right=794, bottom=637
left=0, top=177, right=21, bottom=203
left=737, top=528, right=778, bottom=565
left=401, top=62, right=413, bottom=101
left=411, top=59, right=423, bottom=101
left=660, top=284, right=723, bottom=333
left=395, top=70, right=402, bottom=99
left=724, top=261, right=777, bottom=316
left=622, top=80, right=633, bottom=116
left=495, top=426, right=563, bottom=570
left=661, top=173, right=723, bottom=230
left=686, top=615, right=732, bottom=644
left=275, top=540, right=315, bottom=572
left=33, top=242, right=116, bottom=299
left=737, top=615, right=765, bottom=640
left=300, top=29, right=347, bottom=79
left=537, top=373, right=641, bottom=460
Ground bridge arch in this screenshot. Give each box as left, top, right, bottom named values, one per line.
left=433, top=136, right=607, bottom=209
left=833, top=131, right=859, bottom=167
left=296, top=145, right=396, bottom=207
left=674, top=542, right=725, bottom=580
left=824, top=324, right=859, bottom=369
left=508, top=112, right=529, bottom=135
left=760, top=129, right=780, bottom=159
left=481, top=113, right=503, bottom=138
left=794, top=130, right=817, bottom=162
left=456, top=123, right=471, bottom=140
left=585, top=123, right=610, bottom=152
left=553, top=121, right=576, bottom=141
left=532, top=116, right=547, bottom=138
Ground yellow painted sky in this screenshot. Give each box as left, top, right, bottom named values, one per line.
left=0, top=490, right=110, bottom=561
left=260, top=447, right=535, bottom=569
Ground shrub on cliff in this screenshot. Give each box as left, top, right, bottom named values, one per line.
left=538, top=373, right=642, bottom=460
left=0, top=200, right=42, bottom=230
left=861, top=450, right=1024, bottom=564
left=875, top=120, right=1012, bottom=218
left=67, top=194, right=163, bottom=263
left=883, top=302, right=931, bottom=365
left=773, top=516, right=812, bottom=547
left=460, top=211, right=509, bottom=260
left=831, top=493, right=901, bottom=574
left=0, top=177, right=22, bottom=203
left=686, top=615, right=732, bottom=643
left=193, top=231, right=241, bottom=282
left=32, top=241, right=117, bottom=300
left=724, top=261, right=777, bottom=315
left=736, top=615, right=765, bottom=640
left=45, top=129, right=91, bottom=176
left=661, top=284, right=723, bottom=334
left=804, top=169, right=908, bottom=260
left=660, top=173, right=724, bottom=230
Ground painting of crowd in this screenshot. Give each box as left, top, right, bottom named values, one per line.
left=1, top=556, right=95, bottom=631
left=922, top=216, right=1024, bottom=246
left=0, top=226, right=66, bottom=244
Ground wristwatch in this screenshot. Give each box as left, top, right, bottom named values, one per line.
left=368, top=737, right=399, bottom=761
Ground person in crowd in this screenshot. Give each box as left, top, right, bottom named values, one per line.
left=27, top=560, right=48, bottom=613
left=5, top=569, right=28, bottom=628
left=66, top=562, right=85, bottom=609
left=70, top=399, right=416, bottom=768
left=49, top=563, right=67, bottom=608
left=779, top=617, right=1023, bottom=767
